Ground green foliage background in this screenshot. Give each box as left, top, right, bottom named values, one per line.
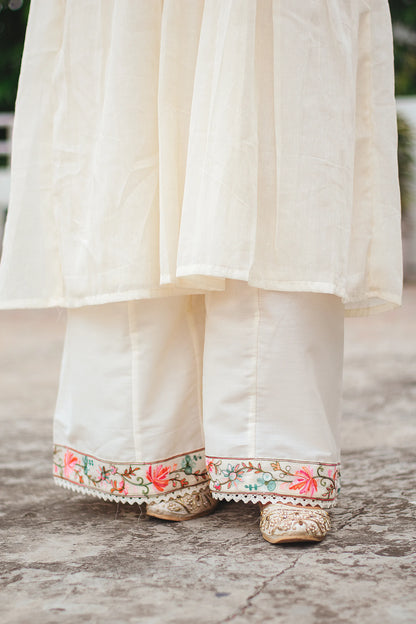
left=390, top=0, right=416, bottom=95
left=0, top=0, right=30, bottom=112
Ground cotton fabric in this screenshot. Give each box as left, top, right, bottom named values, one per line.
left=53, top=280, right=344, bottom=508
left=0, top=0, right=403, bottom=316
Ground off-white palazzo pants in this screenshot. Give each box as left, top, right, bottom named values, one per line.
left=53, top=279, right=344, bottom=509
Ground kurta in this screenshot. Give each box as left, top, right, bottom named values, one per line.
left=0, top=0, right=403, bottom=316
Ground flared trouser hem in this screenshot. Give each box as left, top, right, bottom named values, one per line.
left=206, top=456, right=340, bottom=509
left=53, top=444, right=209, bottom=505
left=53, top=444, right=340, bottom=509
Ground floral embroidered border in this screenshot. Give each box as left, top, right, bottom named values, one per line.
left=206, top=456, right=340, bottom=503
left=53, top=445, right=209, bottom=501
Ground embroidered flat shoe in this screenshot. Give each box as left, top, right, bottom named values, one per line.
left=259, top=502, right=331, bottom=544
left=146, top=487, right=218, bottom=521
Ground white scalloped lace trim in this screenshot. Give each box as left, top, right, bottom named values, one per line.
left=210, top=490, right=336, bottom=509
left=54, top=476, right=209, bottom=505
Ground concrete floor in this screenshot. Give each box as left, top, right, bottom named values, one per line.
left=1, top=287, right=416, bottom=624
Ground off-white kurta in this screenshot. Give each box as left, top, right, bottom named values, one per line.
left=0, top=0, right=403, bottom=316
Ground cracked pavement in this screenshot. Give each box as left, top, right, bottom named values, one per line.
left=1, top=286, right=416, bottom=624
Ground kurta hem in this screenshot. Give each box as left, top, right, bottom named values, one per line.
left=0, top=280, right=402, bottom=317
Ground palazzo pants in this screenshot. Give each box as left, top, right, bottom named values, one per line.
left=53, top=279, right=344, bottom=509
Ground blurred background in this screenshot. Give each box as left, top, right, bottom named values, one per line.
left=0, top=0, right=416, bottom=275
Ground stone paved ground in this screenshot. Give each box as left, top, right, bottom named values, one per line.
left=1, top=287, right=415, bottom=624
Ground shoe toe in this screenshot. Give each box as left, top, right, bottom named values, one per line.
left=260, top=503, right=330, bottom=544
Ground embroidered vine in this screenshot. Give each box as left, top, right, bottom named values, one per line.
left=206, top=457, right=340, bottom=501
left=54, top=445, right=208, bottom=499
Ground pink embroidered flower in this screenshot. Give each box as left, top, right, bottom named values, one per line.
left=213, top=481, right=221, bottom=491
left=206, top=460, right=215, bottom=473
left=289, top=466, right=318, bottom=497
left=146, top=463, right=177, bottom=492
left=63, top=450, right=79, bottom=478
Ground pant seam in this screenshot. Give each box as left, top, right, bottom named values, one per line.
left=127, top=301, right=141, bottom=461
left=248, top=287, right=261, bottom=457
left=185, top=296, right=205, bottom=439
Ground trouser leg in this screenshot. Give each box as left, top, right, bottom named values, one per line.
left=53, top=294, right=208, bottom=503
left=203, top=279, right=344, bottom=508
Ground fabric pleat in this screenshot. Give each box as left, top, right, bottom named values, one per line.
left=0, top=0, right=402, bottom=316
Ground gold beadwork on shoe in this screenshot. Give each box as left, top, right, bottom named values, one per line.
left=146, top=487, right=218, bottom=521
left=259, top=502, right=331, bottom=544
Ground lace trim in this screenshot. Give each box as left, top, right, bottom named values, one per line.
left=54, top=476, right=209, bottom=505
left=210, top=490, right=337, bottom=509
